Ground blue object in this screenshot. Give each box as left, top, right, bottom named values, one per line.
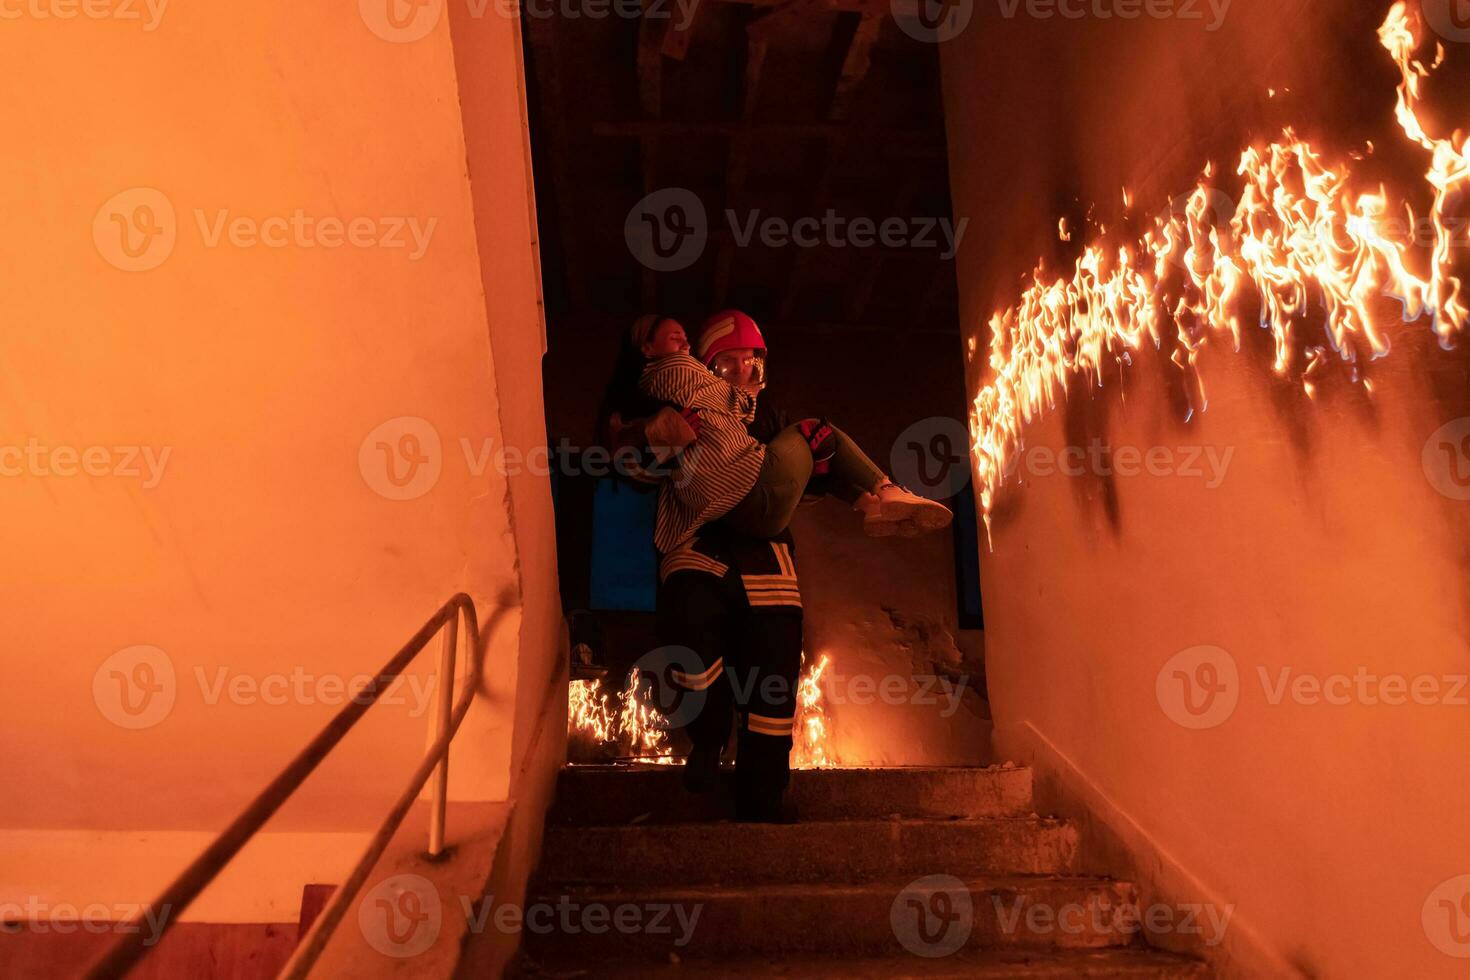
left=589, top=479, right=658, bottom=611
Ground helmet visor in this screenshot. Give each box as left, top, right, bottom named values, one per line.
left=710, top=351, right=767, bottom=389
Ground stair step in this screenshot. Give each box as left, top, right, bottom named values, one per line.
left=539, top=818, right=1081, bottom=886
left=523, top=876, right=1142, bottom=958
left=513, top=947, right=1212, bottom=978
left=548, top=765, right=1035, bottom=825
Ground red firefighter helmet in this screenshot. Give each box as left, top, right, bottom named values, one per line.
left=697, top=310, right=769, bottom=389
left=696, top=309, right=766, bottom=364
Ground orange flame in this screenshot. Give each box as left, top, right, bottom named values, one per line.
left=617, top=666, right=675, bottom=762
left=792, top=652, right=835, bottom=769
left=568, top=656, right=836, bottom=769
left=568, top=678, right=616, bottom=744
left=567, top=669, right=675, bottom=763
left=970, top=1, right=1469, bottom=540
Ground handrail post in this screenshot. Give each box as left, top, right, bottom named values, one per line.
left=427, top=609, right=459, bottom=858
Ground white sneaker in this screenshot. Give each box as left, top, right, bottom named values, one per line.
left=856, top=482, right=952, bottom=538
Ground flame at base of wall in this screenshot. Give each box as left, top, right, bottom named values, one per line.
left=970, top=2, right=1469, bottom=540
left=567, top=652, right=837, bottom=769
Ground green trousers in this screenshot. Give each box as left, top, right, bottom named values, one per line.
left=722, top=422, right=885, bottom=539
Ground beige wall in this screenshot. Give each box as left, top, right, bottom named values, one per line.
left=943, top=1, right=1470, bottom=976
left=0, top=0, right=555, bottom=921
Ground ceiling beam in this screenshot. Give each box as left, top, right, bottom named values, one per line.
left=589, top=119, right=942, bottom=150
left=912, top=260, right=955, bottom=328
left=714, top=29, right=769, bottom=307
left=846, top=170, right=921, bottom=321
left=713, top=0, right=883, bottom=11
left=525, top=16, right=589, bottom=313
left=636, top=8, right=669, bottom=310
left=661, top=0, right=705, bottom=59
left=777, top=9, right=884, bottom=321
left=828, top=7, right=882, bottom=122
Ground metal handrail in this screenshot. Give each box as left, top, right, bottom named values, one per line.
left=86, top=593, right=499, bottom=980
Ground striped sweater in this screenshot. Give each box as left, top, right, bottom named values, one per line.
left=639, top=352, right=766, bottom=552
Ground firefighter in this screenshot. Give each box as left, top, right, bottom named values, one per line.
left=659, top=310, right=807, bottom=823
left=599, top=311, right=806, bottom=822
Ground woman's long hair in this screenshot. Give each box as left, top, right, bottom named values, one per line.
left=595, top=315, right=664, bottom=447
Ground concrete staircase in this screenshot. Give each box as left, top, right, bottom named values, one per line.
left=512, top=765, right=1211, bottom=978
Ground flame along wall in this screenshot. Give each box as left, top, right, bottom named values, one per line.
left=0, top=3, right=558, bottom=925
left=942, top=1, right=1470, bottom=977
